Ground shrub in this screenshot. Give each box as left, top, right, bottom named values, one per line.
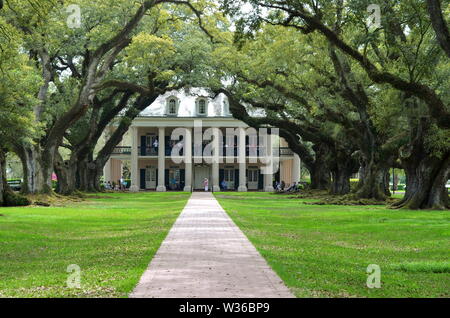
left=298, top=181, right=310, bottom=190
left=5, top=192, right=31, bottom=207
left=350, top=181, right=359, bottom=192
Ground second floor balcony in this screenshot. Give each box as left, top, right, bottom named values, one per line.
left=112, top=146, right=294, bottom=157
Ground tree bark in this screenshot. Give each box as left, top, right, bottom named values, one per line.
left=309, top=145, right=331, bottom=190
left=330, top=169, right=350, bottom=194
left=393, top=147, right=449, bottom=210
left=14, top=144, right=53, bottom=194
left=54, top=152, right=78, bottom=195
left=392, top=118, right=449, bottom=209
left=0, top=149, right=30, bottom=207
left=76, top=158, right=102, bottom=192
left=355, top=160, right=390, bottom=201
left=427, top=0, right=450, bottom=58
left=0, top=149, right=8, bottom=206
left=330, top=155, right=359, bottom=195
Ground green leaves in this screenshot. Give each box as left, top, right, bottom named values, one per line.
left=0, top=17, right=40, bottom=147
left=125, top=33, right=176, bottom=75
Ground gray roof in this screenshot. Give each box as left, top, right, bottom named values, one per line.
left=138, top=88, right=231, bottom=118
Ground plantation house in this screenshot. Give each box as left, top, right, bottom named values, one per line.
left=104, top=88, right=301, bottom=192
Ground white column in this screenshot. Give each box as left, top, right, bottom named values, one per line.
left=293, top=153, right=301, bottom=184
left=212, top=127, right=221, bottom=192
left=183, top=128, right=192, bottom=192
left=103, top=159, right=112, bottom=183
left=130, top=126, right=140, bottom=192
left=264, top=171, right=273, bottom=192
left=238, top=127, right=247, bottom=192
left=157, top=127, right=166, bottom=192
left=264, top=132, right=274, bottom=192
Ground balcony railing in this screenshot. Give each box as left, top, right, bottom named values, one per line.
left=279, top=147, right=294, bottom=156
left=139, top=147, right=158, bottom=156
left=112, top=146, right=294, bottom=157
left=111, top=146, right=131, bottom=155
left=139, top=146, right=184, bottom=156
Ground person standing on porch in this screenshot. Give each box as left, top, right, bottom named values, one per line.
left=120, top=176, right=125, bottom=190
left=203, top=178, right=209, bottom=192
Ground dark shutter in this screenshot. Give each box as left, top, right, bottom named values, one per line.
left=180, top=169, right=185, bottom=190
left=222, top=136, right=226, bottom=158
left=258, top=169, right=264, bottom=190
left=275, top=170, right=280, bottom=184
left=141, top=136, right=146, bottom=156
left=234, top=169, right=239, bottom=190
left=219, top=169, right=224, bottom=190
left=245, top=135, right=249, bottom=156
left=165, top=169, right=170, bottom=189
left=165, top=136, right=170, bottom=156
left=140, top=169, right=146, bottom=190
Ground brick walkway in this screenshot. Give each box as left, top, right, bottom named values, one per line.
left=130, top=192, right=294, bottom=298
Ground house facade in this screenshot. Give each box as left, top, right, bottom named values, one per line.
left=104, top=88, right=301, bottom=192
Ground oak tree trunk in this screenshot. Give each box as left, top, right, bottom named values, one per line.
left=15, top=145, right=53, bottom=194
left=393, top=152, right=449, bottom=210
left=330, top=169, right=351, bottom=195
left=393, top=119, right=449, bottom=210
left=0, top=149, right=8, bottom=206
left=355, top=161, right=389, bottom=201
left=0, top=149, right=30, bottom=207
left=54, top=153, right=78, bottom=195
left=310, top=164, right=331, bottom=190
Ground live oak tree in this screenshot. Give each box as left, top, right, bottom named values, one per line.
left=209, top=25, right=384, bottom=195
left=2, top=0, right=217, bottom=195
left=1, top=0, right=448, bottom=209
left=0, top=16, right=40, bottom=205
left=3, top=0, right=160, bottom=194
left=221, top=0, right=449, bottom=209
left=52, top=4, right=221, bottom=194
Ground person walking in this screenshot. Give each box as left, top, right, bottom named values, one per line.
left=221, top=179, right=227, bottom=191
left=120, top=176, right=125, bottom=190
left=203, top=178, right=209, bottom=192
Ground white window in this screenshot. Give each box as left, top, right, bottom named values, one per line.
left=247, top=169, right=259, bottom=182
left=199, top=100, right=206, bottom=114
left=224, top=169, right=234, bottom=182
left=168, top=99, right=177, bottom=115
left=145, top=166, right=156, bottom=182
left=223, top=99, right=229, bottom=115
left=196, top=98, right=208, bottom=116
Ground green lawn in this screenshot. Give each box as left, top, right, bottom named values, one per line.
left=215, top=192, right=450, bottom=298
left=0, top=192, right=190, bottom=297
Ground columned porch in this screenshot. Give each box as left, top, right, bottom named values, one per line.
left=104, top=123, right=301, bottom=192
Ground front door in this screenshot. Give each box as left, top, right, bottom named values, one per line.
left=247, top=168, right=259, bottom=190
left=194, top=166, right=211, bottom=190
left=168, top=169, right=181, bottom=190
left=223, top=168, right=235, bottom=189
left=145, top=166, right=157, bottom=189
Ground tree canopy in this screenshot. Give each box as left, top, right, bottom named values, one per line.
left=0, top=0, right=448, bottom=209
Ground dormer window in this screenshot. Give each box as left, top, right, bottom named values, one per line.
left=223, top=99, right=230, bottom=115
left=199, top=100, right=206, bottom=114
left=169, top=99, right=177, bottom=114
left=166, top=97, right=179, bottom=116
left=196, top=98, right=208, bottom=116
